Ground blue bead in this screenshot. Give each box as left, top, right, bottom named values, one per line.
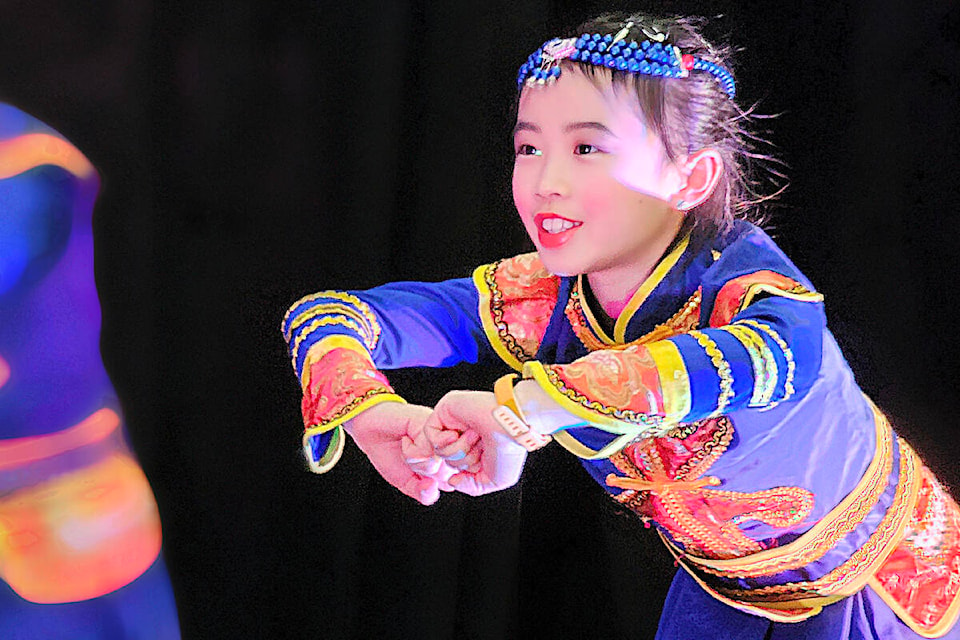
left=621, top=47, right=633, bottom=58
left=570, top=50, right=580, bottom=61
left=587, top=40, right=597, bottom=51
left=581, top=33, right=590, bottom=40
left=591, top=33, right=602, bottom=41
left=610, top=45, right=621, bottom=56
left=652, top=42, right=662, bottom=51
left=641, top=40, right=651, bottom=50
left=651, top=63, right=662, bottom=76
left=598, top=42, right=607, bottom=53
left=603, top=34, right=613, bottom=42
left=616, top=57, right=628, bottom=71
left=629, top=41, right=639, bottom=49
left=639, top=60, right=650, bottom=73
left=590, top=52, right=602, bottom=65
left=628, top=59, right=641, bottom=72
left=551, top=66, right=561, bottom=77
left=603, top=53, right=614, bottom=65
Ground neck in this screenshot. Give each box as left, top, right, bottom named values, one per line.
left=586, top=223, right=686, bottom=320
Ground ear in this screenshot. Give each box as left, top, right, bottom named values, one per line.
left=671, top=149, right=723, bottom=211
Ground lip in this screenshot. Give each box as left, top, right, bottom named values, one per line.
left=533, top=213, right=582, bottom=249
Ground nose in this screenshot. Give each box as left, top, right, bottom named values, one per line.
left=535, top=154, right=570, bottom=199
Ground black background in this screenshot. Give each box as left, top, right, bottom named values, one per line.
left=2, top=1, right=959, bottom=638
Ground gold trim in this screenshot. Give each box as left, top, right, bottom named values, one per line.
left=866, top=466, right=960, bottom=638
left=522, top=361, right=664, bottom=436
left=575, top=275, right=617, bottom=346
left=720, top=324, right=779, bottom=407
left=663, top=439, right=921, bottom=621
left=300, top=335, right=370, bottom=389
left=688, top=330, right=734, bottom=417
left=736, top=319, right=796, bottom=411
left=493, top=373, right=523, bottom=419
left=552, top=429, right=636, bottom=459
left=282, top=290, right=380, bottom=347
left=303, top=425, right=346, bottom=474
left=740, top=283, right=824, bottom=313
left=613, top=232, right=690, bottom=343
left=301, top=392, right=406, bottom=473
left=682, top=405, right=893, bottom=577
left=472, top=263, right=526, bottom=372
left=660, top=532, right=841, bottom=622
left=290, top=316, right=367, bottom=371
left=645, top=340, right=691, bottom=422
left=868, top=572, right=960, bottom=639
left=285, top=302, right=373, bottom=345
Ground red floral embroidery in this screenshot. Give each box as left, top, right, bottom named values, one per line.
left=709, top=270, right=812, bottom=327
left=873, top=465, right=960, bottom=636
left=550, top=345, right=664, bottom=415
left=610, top=418, right=814, bottom=560
left=301, top=348, right=394, bottom=428
left=485, top=253, right=559, bottom=361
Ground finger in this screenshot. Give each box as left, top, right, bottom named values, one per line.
left=374, top=452, right=440, bottom=505
left=448, top=447, right=481, bottom=471
left=433, top=429, right=480, bottom=458
left=448, top=471, right=490, bottom=497
left=427, top=428, right=460, bottom=449
left=401, top=433, right=434, bottom=464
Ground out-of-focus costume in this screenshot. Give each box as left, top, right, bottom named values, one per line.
left=283, top=222, right=960, bottom=639
left=0, top=104, right=179, bottom=638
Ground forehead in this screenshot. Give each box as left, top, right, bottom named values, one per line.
left=516, top=66, right=646, bottom=128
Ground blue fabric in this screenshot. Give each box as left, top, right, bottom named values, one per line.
left=656, top=570, right=960, bottom=640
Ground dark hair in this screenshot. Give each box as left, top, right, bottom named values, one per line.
left=524, top=13, right=783, bottom=237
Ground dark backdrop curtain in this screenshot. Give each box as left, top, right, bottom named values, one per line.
left=2, top=1, right=958, bottom=638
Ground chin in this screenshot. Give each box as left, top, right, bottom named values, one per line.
left=535, top=251, right=584, bottom=278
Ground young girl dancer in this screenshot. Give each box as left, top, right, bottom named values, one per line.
left=283, top=13, right=960, bottom=639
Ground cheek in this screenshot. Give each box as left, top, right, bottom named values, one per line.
left=511, top=170, right=532, bottom=215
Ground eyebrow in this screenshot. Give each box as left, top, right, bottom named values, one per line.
left=512, top=121, right=615, bottom=137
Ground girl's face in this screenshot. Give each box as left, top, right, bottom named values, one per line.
left=512, top=68, right=685, bottom=282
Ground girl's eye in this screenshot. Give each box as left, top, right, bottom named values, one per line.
left=516, top=144, right=542, bottom=157
left=575, top=144, right=600, bottom=155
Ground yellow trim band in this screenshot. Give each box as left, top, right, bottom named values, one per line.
left=300, top=335, right=371, bottom=389
left=721, top=324, right=779, bottom=407
left=552, top=430, right=636, bottom=459
left=301, top=392, right=406, bottom=474
left=493, top=373, right=523, bottom=418
left=645, top=340, right=691, bottom=423
left=473, top=263, right=525, bottom=372
left=290, top=316, right=367, bottom=371
left=575, top=275, right=617, bottom=346
left=868, top=572, right=960, bottom=639
left=613, top=232, right=690, bottom=343
left=740, top=283, right=824, bottom=312
left=680, top=403, right=892, bottom=576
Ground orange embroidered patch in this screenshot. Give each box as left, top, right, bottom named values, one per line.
left=871, top=465, right=960, bottom=637
left=302, top=347, right=395, bottom=428
left=609, top=417, right=814, bottom=560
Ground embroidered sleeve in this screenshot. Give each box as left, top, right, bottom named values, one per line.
left=515, top=277, right=825, bottom=458
left=473, top=253, right=560, bottom=371
left=282, top=278, right=497, bottom=472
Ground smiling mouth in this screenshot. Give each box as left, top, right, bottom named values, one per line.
left=534, top=213, right=582, bottom=248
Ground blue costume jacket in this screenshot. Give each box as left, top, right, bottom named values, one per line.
left=283, top=221, right=960, bottom=638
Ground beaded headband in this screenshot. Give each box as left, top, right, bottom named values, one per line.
left=516, top=22, right=736, bottom=98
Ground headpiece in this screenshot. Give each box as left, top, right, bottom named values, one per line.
left=516, top=21, right=736, bottom=98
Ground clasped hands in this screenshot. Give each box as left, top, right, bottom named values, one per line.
left=340, top=391, right=530, bottom=505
